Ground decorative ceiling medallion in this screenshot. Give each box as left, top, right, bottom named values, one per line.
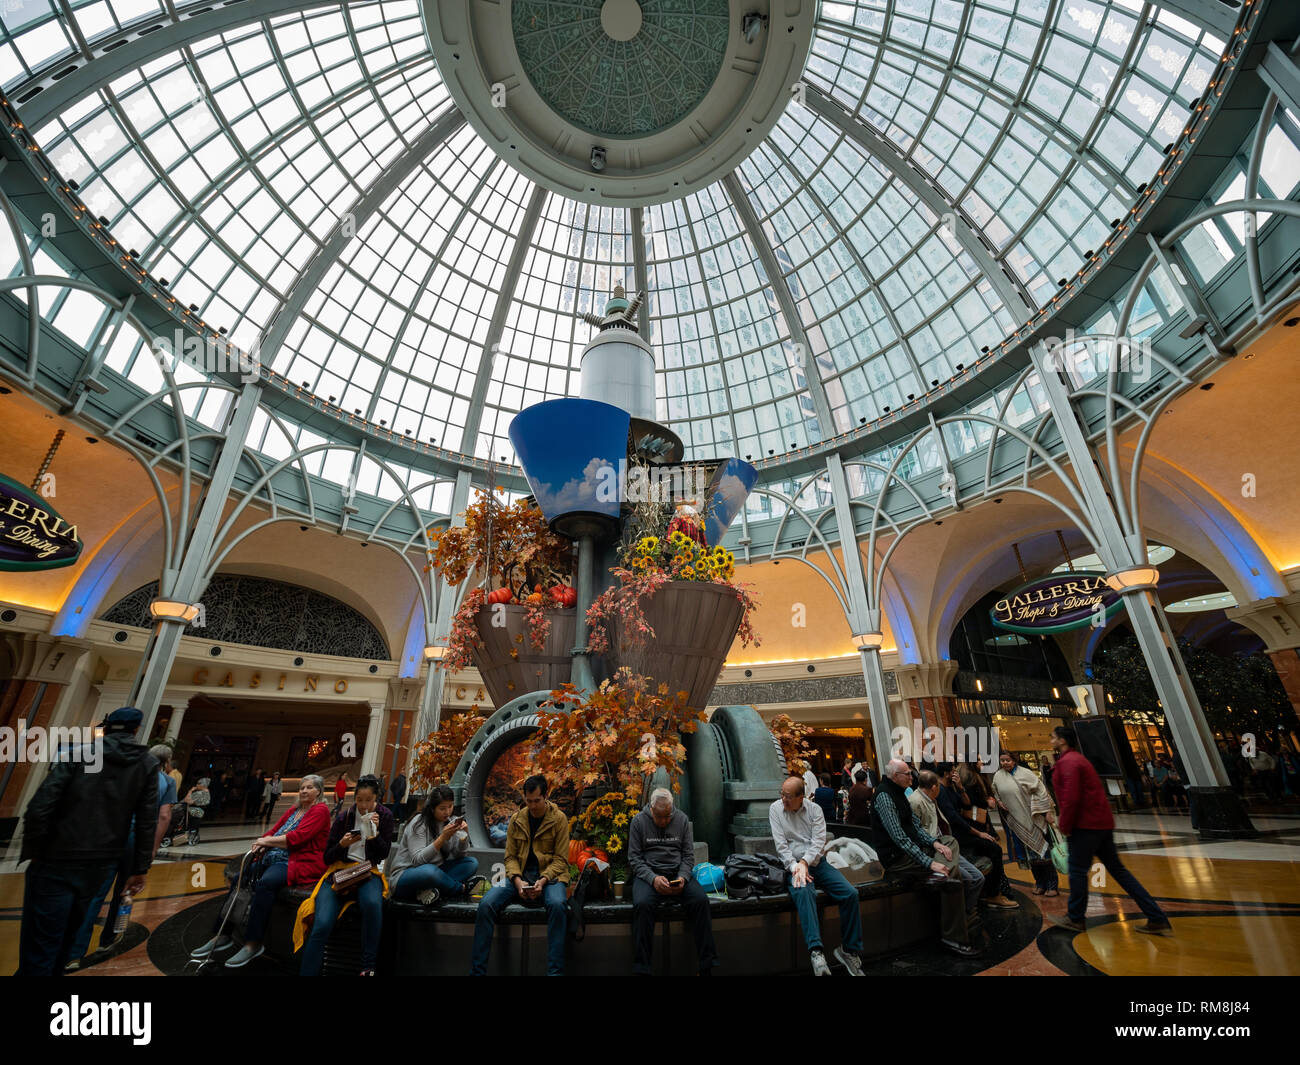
left=422, top=0, right=817, bottom=205
left=512, top=0, right=730, bottom=137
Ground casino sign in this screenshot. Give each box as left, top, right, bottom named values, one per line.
left=0, top=473, right=83, bottom=571
left=990, top=571, right=1122, bottom=635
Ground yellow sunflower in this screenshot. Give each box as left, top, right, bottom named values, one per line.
left=681, top=566, right=696, bottom=579
left=606, top=834, right=623, bottom=854
left=669, top=530, right=689, bottom=546
left=637, top=536, right=659, bottom=554
left=613, top=812, right=628, bottom=827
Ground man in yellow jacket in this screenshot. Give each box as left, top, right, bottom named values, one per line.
left=470, top=774, right=570, bottom=975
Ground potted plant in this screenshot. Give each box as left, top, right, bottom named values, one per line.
left=409, top=709, right=487, bottom=790
left=430, top=489, right=577, bottom=706
left=768, top=712, right=818, bottom=777
left=585, top=521, right=760, bottom=709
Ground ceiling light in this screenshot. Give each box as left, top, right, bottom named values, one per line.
left=742, top=12, right=768, bottom=44
left=1104, top=566, right=1160, bottom=593
left=590, top=146, right=607, bottom=171
left=149, top=598, right=200, bottom=623
left=852, top=631, right=884, bottom=650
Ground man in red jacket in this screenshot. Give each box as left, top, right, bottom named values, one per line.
left=1048, top=726, right=1171, bottom=935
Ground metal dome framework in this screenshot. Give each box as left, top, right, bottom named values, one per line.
left=0, top=0, right=1254, bottom=469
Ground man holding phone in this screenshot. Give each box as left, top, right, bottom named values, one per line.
left=470, top=774, right=570, bottom=975
left=627, top=788, right=717, bottom=975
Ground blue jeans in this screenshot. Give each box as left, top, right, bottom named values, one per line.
left=299, top=874, right=384, bottom=974
left=1066, top=827, right=1166, bottom=924
left=471, top=880, right=567, bottom=975
left=786, top=861, right=862, bottom=955
left=391, top=857, right=479, bottom=901
left=17, top=859, right=118, bottom=976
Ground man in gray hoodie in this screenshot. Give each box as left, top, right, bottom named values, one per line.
left=628, top=787, right=717, bottom=975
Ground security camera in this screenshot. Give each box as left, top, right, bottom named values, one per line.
left=590, top=145, right=607, bottom=171
left=742, top=12, right=767, bottom=44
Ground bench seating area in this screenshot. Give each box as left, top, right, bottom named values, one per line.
left=225, top=854, right=942, bottom=976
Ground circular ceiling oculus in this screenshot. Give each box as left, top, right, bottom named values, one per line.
left=422, top=0, right=818, bottom=205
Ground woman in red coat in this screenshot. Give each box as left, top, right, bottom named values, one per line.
left=334, top=774, right=348, bottom=810
left=190, top=773, right=331, bottom=968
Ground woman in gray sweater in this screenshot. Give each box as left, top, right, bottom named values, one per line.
left=388, top=785, right=482, bottom=904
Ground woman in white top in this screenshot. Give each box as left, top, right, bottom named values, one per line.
left=989, top=752, right=1059, bottom=896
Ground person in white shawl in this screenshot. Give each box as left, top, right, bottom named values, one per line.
left=989, top=752, right=1059, bottom=897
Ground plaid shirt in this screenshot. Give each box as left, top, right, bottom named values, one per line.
left=875, top=788, right=938, bottom=867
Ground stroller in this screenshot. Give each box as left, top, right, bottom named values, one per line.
left=161, top=801, right=204, bottom=848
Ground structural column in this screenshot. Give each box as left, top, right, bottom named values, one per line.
left=129, top=381, right=265, bottom=737
left=359, top=699, right=386, bottom=776
left=825, top=454, right=900, bottom=772
left=1029, top=344, right=1251, bottom=837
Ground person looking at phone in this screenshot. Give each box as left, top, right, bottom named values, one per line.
left=470, top=774, right=570, bottom=976
left=388, top=784, right=483, bottom=903
left=297, top=773, right=394, bottom=976
left=627, top=788, right=717, bottom=975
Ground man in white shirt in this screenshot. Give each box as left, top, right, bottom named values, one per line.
left=768, top=775, right=864, bottom=977
left=802, top=766, right=819, bottom=798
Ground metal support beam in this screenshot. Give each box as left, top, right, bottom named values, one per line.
left=13, top=0, right=335, bottom=128
left=1145, top=234, right=1234, bottom=357
left=1258, top=41, right=1300, bottom=119
left=129, top=379, right=265, bottom=735
left=256, top=106, right=467, bottom=372
left=1151, top=0, right=1243, bottom=40
left=804, top=85, right=1034, bottom=316
left=416, top=469, right=473, bottom=740
left=826, top=453, right=900, bottom=770
left=723, top=171, right=837, bottom=441
left=631, top=206, right=652, bottom=340
left=1027, top=343, right=1253, bottom=836
left=65, top=293, right=134, bottom=414
left=458, top=184, right=547, bottom=453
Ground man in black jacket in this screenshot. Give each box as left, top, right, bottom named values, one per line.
left=16, top=706, right=158, bottom=976
left=627, top=787, right=717, bottom=975
left=936, top=763, right=1017, bottom=909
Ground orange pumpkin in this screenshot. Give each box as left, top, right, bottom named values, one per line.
left=527, top=592, right=544, bottom=605
left=568, top=839, right=585, bottom=865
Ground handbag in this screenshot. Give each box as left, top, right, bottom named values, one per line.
left=1047, top=825, right=1069, bottom=875
left=330, top=860, right=373, bottom=893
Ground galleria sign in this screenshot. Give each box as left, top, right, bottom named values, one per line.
left=990, top=571, right=1122, bottom=634
left=0, top=473, right=82, bottom=571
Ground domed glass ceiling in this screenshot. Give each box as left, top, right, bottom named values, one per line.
left=1, top=0, right=1230, bottom=469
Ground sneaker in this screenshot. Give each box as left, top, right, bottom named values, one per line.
left=461, top=875, right=487, bottom=898
left=358, top=969, right=376, bottom=976
left=223, top=943, right=264, bottom=968
left=810, top=949, right=831, bottom=976
left=833, top=946, right=864, bottom=976
left=190, top=934, right=233, bottom=959
left=1136, top=919, right=1173, bottom=936
left=1048, top=914, right=1088, bottom=933
left=941, top=939, right=983, bottom=957
left=417, top=887, right=440, bottom=906
left=982, top=894, right=1019, bottom=909
left=64, top=958, right=82, bottom=973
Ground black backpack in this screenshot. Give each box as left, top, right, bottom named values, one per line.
left=722, top=853, right=786, bottom=899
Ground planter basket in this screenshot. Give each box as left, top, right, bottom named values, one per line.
left=606, top=580, right=743, bottom=711
left=471, top=605, right=576, bottom=708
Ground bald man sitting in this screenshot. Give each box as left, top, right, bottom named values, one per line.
left=874, top=759, right=984, bottom=957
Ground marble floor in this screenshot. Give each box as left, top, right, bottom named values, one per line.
left=2, top=808, right=1297, bottom=976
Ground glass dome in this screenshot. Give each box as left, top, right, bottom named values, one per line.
left=1, top=0, right=1227, bottom=466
